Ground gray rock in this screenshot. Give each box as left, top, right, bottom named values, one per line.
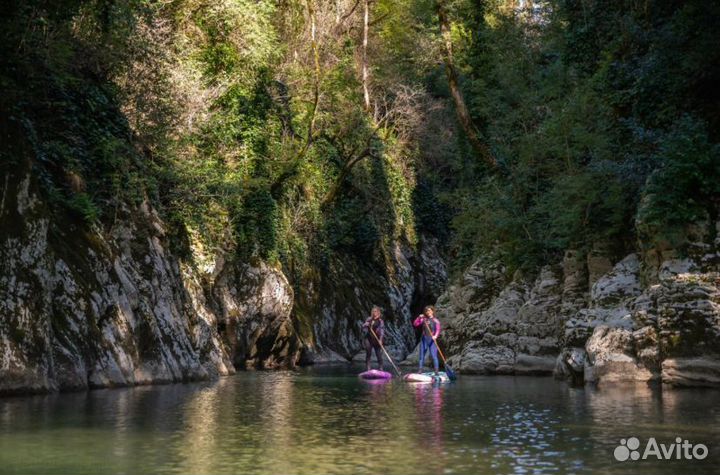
left=590, top=254, right=641, bottom=307
left=0, top=183, right=234, bottom=394
left=439, top=263, right=566, bottom=375
left=583, top=326, right=657, bottom=385
left=587, top=249, right=613, bottom=288
left=555, top=347, right=586, bottom=383
left=212, top=261, right=294, bottom=369
left=304, top=349, right=350, bottom=364
left=514, top=354, right=556, bottom=375
left=662, top=357, right=720, bottom=387
left=299, top=237, right=447, bottom=364
left=452, top=342, right=515, bottom=374
left=399, top=343, right=420, bottom=366
left=438, top=241, right=720, bottom=388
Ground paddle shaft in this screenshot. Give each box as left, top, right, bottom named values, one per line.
left=369, top=325, right=402, bottom=377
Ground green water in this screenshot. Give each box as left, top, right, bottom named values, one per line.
left=1, top=366, right=719, bottom=475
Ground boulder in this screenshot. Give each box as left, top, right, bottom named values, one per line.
left=554, top=347, right=586, bottom=384
left=583, top=326, right=657, bottom=385
left=451, top=342, right=515, bottom=374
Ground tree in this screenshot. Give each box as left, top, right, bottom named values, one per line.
left=436, top=0, right=496, bottom=168
left=362, top=0, right=371, bottom=111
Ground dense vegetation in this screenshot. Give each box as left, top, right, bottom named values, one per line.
left=448, top=0, right=720, bottom=269
left=2, top=0, right=719, bottom=278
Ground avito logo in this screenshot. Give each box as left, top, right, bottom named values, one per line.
left=614, top=437, right=709, bottom=462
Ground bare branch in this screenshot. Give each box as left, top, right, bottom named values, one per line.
left=337, top=0, right=362, bottom=24
left=320, top=148, right=376, bottom=208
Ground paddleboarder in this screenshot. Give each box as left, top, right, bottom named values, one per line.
left=362, top=306, right=385, bottom=372
left=413, top=306, right=441, bottom=375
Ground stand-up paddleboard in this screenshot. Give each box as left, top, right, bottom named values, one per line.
left=359, top=369, right=393, bottom=380
left=403, top=371, right=451, bottom=383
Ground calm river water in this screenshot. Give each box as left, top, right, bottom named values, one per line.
left=1, top=366, right=718, bottom=474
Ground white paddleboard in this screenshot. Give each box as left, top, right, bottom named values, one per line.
left=403, top=371, right=450, bottom=383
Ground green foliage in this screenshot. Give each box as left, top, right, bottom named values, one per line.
left=1, top=16, right=149, bottom=227
left=2, top=0, right=399, bottom=274
left=67, top=193, right=100, bottom=224
left=5, top=0, right=717, bottom=283
left=445, top=0, right=720, bottom=271
left=325, top=197, right=380, bottom=259
left=533, top=169, right=632, bottom=252
left=412, top=179, right=452, bottom=241
left=234, top=187, right=280, bottom=261
left=637, top=118, right=720, bottom=247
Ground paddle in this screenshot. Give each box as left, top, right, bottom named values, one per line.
left=369, top=325, right=403, bottom=378
left=424, top=320, right=457, bottom=380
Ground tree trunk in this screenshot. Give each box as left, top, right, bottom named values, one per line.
left=437, top=0, right=497, bottom=168
left=307, top=0, right=321, bottom=143
left=271, top=0, right=322, bottom=195
left=362, top=0, right=371, bottom=111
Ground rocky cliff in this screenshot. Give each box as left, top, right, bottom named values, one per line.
left=430, top=225, right=720, bottom=388
left=0, top=124, right=447, bottom=395
left=296, top=236, right=447, bottom=365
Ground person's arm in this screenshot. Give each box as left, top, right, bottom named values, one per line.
left=413, top=315, right=424, bottom=327
left=432, top=318, right=441, bottom=339
left=377, top=320, right=385, bottom=343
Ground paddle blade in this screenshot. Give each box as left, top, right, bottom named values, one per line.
left=444, top=364, right=457, bottom=380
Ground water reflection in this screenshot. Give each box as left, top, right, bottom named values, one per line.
left=261, top=373, right=295, bottom=474
left=412, top=384, right=445, bottom=465
left=178, top=381, right=223, bottom=473
left=0, top=371, right=719, bottom=475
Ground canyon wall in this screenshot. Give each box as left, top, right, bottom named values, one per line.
left=430, top=227, right=720, bottom=387
left=0, top=145, right=446, bottom=395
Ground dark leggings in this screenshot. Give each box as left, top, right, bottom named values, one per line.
left=364, top=338, right=384, bottom=371
left=419, top=335, right=439, bottom=372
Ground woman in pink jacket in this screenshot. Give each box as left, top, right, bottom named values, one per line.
left=413, top=306, right=440, bottom=374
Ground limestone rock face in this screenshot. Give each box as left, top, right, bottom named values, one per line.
left=430, top=223, right=720, bottom=387
left=661, top=357, right=720, bottom=387
left=434, top=260, right=507, bottom=325
left=297, top=237, right=448, bottom=364
left=212, top=262, right=295, bottom=369
left=563, top=254, right=641, bottom=349
left=439, top=263, right=568, bottom=375
left=571, top=252, right=720, bottom=386
left=583, top=326, right=657, bottom=385
left=2, top=152, right=448, bottom=394
left=0, top=168, right=236, bottom=395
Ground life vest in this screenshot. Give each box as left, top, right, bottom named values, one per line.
left=421, top=317, right=439, bottom=337
left=364, top=318, right=384, bottom=339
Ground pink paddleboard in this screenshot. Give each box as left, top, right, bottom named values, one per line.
left=359, top=369, right=393, bottom=380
